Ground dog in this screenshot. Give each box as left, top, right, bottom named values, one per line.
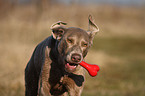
left=25, top=15, right=99, bottom=96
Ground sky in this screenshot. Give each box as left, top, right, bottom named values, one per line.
left=18, top=0, right=145, bottom=6
left=59, top=0, right=145, bottom=5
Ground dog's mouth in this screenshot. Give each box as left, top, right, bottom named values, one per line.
left=65, top=62, right=78, bottom=73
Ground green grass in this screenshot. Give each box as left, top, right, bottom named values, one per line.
left=82, top=37, right=145, bottom=96
left=93, top=37, right=145, bottom=56
left=83, top=60, right=145, bottom=96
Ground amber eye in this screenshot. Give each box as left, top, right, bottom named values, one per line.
left=82, top=43, right=88, bottom=47
left=67, top=38, right=73, bottom=44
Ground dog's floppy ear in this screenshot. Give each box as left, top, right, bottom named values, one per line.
left=87, top=15, right=99, bottom=45
left=50, top=21, right=67, bottom=40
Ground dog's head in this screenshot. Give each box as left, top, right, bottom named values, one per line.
left=51, top=15, right=99, bottom=73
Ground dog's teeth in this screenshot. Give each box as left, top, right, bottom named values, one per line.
left=66, top=63, right=76, bottom=69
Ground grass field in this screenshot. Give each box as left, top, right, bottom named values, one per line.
left=0, top=3, right=145, bottom=96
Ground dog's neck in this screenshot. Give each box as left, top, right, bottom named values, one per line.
left=49, top=37, right=59, bottom=63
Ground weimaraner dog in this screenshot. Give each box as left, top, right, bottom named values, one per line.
left=25, top=15, right=99, bottom=96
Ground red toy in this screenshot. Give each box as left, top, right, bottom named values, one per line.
left=79, top=61, right=100, bottom=77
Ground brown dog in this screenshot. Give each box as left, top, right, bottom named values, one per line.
left=25, top=15, right=99, bottom=96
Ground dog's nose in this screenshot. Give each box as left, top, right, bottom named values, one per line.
left=71, top=53, right=81, bottom=62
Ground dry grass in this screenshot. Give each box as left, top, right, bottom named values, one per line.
left=0, top=3, right=145, bottom=96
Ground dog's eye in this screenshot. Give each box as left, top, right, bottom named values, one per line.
left=67, top=38, right=73, bottom=44
left=82, top=43, right=88, bottom=47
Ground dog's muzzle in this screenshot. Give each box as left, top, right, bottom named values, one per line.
left=65, top=53, right=83, bottom=73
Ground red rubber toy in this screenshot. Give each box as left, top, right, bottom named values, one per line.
left=79, top=61, right=100, bottom=77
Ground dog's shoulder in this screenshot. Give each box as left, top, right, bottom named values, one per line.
left=37, top=36, right=54, bottom=48
left=29, top=36, right=55, bottom=75
left=34, top=36, right=55, bottom=56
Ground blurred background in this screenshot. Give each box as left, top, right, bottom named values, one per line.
left=0, top=0, right=145, bottom=96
